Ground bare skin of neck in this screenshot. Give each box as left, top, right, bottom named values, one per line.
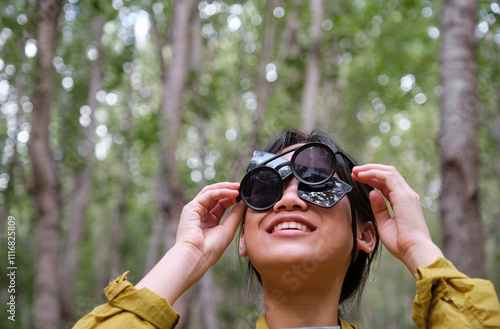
left=260, top=272, right=343, bottom=329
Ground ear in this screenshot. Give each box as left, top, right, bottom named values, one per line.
left=239, top=225, right=248, bottom=257
left=356, top=221, right=376, bottom=254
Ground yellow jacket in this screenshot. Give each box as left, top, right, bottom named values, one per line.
left=73, top=258, right=500, bottom=329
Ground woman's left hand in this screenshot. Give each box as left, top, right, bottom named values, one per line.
left=352, top=164, right=444, bottom=276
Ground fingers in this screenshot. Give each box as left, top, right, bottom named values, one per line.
left=352, top=164, right=400, bottom=188
left=369, top=189, right=391, bottom=225
left=186, top=182, right=240, bottom=220
left=194, top=182, right=240, bottom=207
left=351, top=164, right=412, bottom=201
left=200, top=197, right=240, bottom=230
left=210, top=197, right=238, bottom=220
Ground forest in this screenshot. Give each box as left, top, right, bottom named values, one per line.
left=0, top=0, right=499, bottom=328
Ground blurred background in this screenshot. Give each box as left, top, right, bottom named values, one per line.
left=0, top=0, right=499, bottom=328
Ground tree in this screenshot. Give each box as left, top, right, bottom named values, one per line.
left=60, top=11, right=104, bottom=321
left=251, top=0, right=278, bottom=148
left=28, top=0, right=64, bottom=328
left=438, top=0, right=486, bottom=278
left=153, top=1, right=194, bottom=325
left=301, top=0, right=323, bottom=130
left=156, top=0, right=193, bottom=255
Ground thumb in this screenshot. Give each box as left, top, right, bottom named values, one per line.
left=222, top=202, right=246, bottom=239
left=369, top=190, right=391, bottom=226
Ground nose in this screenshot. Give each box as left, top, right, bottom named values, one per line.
left=273, top=178, right=308, bottom=211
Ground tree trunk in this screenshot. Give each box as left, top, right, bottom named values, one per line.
left=188, top=9, right=222, bottom=322
left=190, top=15, right=221, bottom=320
left=200, top=269, right=219, bottom=329
left=276, top=0, right=300, bottom=70
left=301, top=0, right=323, bottom=131
left=144, top=0, right=193, bottom=273
left=320, top=78, right=334, bottom=132
left=157, top=0, right=192, bottom=253
left=93, top=194, right=110, bottom=297
left=438, top=0, right=486, bottom=278
left=144, top=215, right=165, bottom=273
left=29, top=1, right=64, bottom=328
left=60, top=14, right=104, bottom=322
left=144, top=9, right=167, bottom=274
left=166, top=3, right=197, bottom=326
left=12, top=37, right=30, bottom=193
left=108, top=167, right=127, bottom=277
left=154, top=0, right=193, bottom=323
left=251, top=0, right=278, bottom=148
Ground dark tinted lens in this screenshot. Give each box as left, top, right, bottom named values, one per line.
left=240, top=168, right=282, bottom=210
left=292, top=144, right=335, bottom=184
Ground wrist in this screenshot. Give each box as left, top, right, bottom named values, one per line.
left=403, top=241, right=444, bottom=277
left=136, top=244, right=206, bottom=305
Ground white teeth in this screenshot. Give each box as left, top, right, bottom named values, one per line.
left=272, top=221, right=311, bottom=233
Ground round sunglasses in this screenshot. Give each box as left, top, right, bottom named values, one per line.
left=239, top=143, right=352, bottom=211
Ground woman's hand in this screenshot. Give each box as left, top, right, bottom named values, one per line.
left=352, top=164, right=443, bottom=276
left=136, top=182, right=246, bottom=304
left=175, top=182, right=245, bottom=269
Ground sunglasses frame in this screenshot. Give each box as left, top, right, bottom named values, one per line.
left=239, top=166, right=284, bottom=211
left=239, top=142, right=339, bottom=211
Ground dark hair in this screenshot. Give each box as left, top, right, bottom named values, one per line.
left=241, top=129, right=380, bottom=311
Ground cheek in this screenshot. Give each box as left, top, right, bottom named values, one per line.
left=242, top=211, right=265, bottom=245
left=323, top=196, right=352, bottom=225
left=242, top=228, right=265, bottom=267
left=316, top=199, right=353, bottom=244
left=338, top=196, right=353, bottom=222
left=244, top=210, right=264, bottom=227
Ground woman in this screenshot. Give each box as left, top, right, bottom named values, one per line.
left=74, top=130, right=500, bottom=329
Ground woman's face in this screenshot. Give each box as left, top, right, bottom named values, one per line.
left=239, top=144, right=355, bottom=284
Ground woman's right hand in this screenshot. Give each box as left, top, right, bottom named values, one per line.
left=175, top=182, right=245, bottom=271
left=136, top=182, right=246, bottom=304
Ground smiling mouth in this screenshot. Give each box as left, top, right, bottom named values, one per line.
left=271, top=221, right=313, bottom=233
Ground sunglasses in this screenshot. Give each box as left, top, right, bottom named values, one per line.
left=239, top=142, right=353, bottom=211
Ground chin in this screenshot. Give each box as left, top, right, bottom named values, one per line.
left=251, top=247, right=331, bottom=271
